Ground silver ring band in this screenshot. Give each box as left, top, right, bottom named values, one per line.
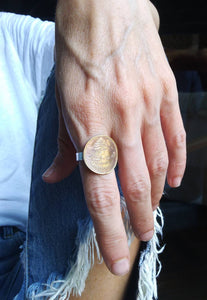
left=76, top=152, right=83, bottom=161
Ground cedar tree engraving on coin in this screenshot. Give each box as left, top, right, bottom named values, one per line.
left=83, top=135, right=118, bottom=174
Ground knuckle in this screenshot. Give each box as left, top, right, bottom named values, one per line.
left=144, top=107, right=160, bottom=127
left=150, top=154, right=168, bottom=177
left=102, top=233, right=126, bottom=249
left=172, top=130, right=186, bottom=148
left=118, top=136, right=138, bottom=150
left=142, top=79, right=157, bottom=100
left=115, top=99, right=128, bottom=116
left=116, top=98, right=137, bottom=118
left=141, top=81, right=161, bottom=127
left=161, top=72, right=179, bottom=107
left=114, top=87, right=137, bottom=116
left=172, top=159, right=186, bottom=172
left=87, top=188, right=117, bottom=216
left=126, top=178, right=151, bottom=203
left=162, top=70, right=177, bottom=94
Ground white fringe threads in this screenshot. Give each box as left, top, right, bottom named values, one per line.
left=137, top=207, right=164, bottom=300
left=29, top=198, right=164, bottom=300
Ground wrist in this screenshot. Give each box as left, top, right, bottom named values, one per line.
left=55, top=0, right=133, bottom=62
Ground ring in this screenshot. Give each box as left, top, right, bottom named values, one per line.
left=76, top=135, right=118, bottom=175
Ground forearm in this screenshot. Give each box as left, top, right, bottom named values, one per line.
left=55, top=0, right=159, bottom=60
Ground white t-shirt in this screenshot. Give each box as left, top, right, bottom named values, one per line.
left=0, top=13, right=55, bottom=231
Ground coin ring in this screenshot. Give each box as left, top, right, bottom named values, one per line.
left=82, top=135, right=118, bottom=175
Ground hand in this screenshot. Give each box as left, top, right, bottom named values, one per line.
left=43, top=0, right=186, bottom=276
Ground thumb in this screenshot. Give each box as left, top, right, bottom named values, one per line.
left=42, top=149, right=77, bottom=184
left=42, top=107, right=77, bottom=184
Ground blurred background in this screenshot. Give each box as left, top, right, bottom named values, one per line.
left=154, top=2, right=207, bottom=299
left=1, top=1, right=207, bottom=299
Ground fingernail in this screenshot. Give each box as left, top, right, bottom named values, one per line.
left=140, top=230, right=154, bottom=242
left=42, top=167, right=54, bottom=178
left=111, top=258, right=130, bottom=276
left=171, top=177, right=182, bottom=188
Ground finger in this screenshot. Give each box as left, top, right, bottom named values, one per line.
left=161, top=89, right=186, bottom=188
left=80, top=165, right=130, bottom=276
left=42, top=144, right=77, bottom=184
left=118, top=135, right=154, bottom=242
left=142, top=119, right=168, bottom=210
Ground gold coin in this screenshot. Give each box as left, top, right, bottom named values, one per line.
left=83, top=135, right=118, bottom=174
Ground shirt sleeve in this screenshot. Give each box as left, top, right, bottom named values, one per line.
left=0, top=12, right=55, bottom=106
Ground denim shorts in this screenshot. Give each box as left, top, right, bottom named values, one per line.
left=15, top=66, right=163, bottom=300
left=0, top=226, right=25, bottom=300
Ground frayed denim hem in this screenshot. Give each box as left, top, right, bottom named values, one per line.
left=18, top=199, right=164, bottom=300
left=138, top=207, right=164, bottom=300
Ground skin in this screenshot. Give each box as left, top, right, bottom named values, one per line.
left=43, top=0, right=186, bottom=277
left=69, top=238, right=140, bottom=300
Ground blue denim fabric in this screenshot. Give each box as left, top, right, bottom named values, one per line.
left=0, top=226, right=25, bottom=300
left=16, top=66, right=126, bottom=299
